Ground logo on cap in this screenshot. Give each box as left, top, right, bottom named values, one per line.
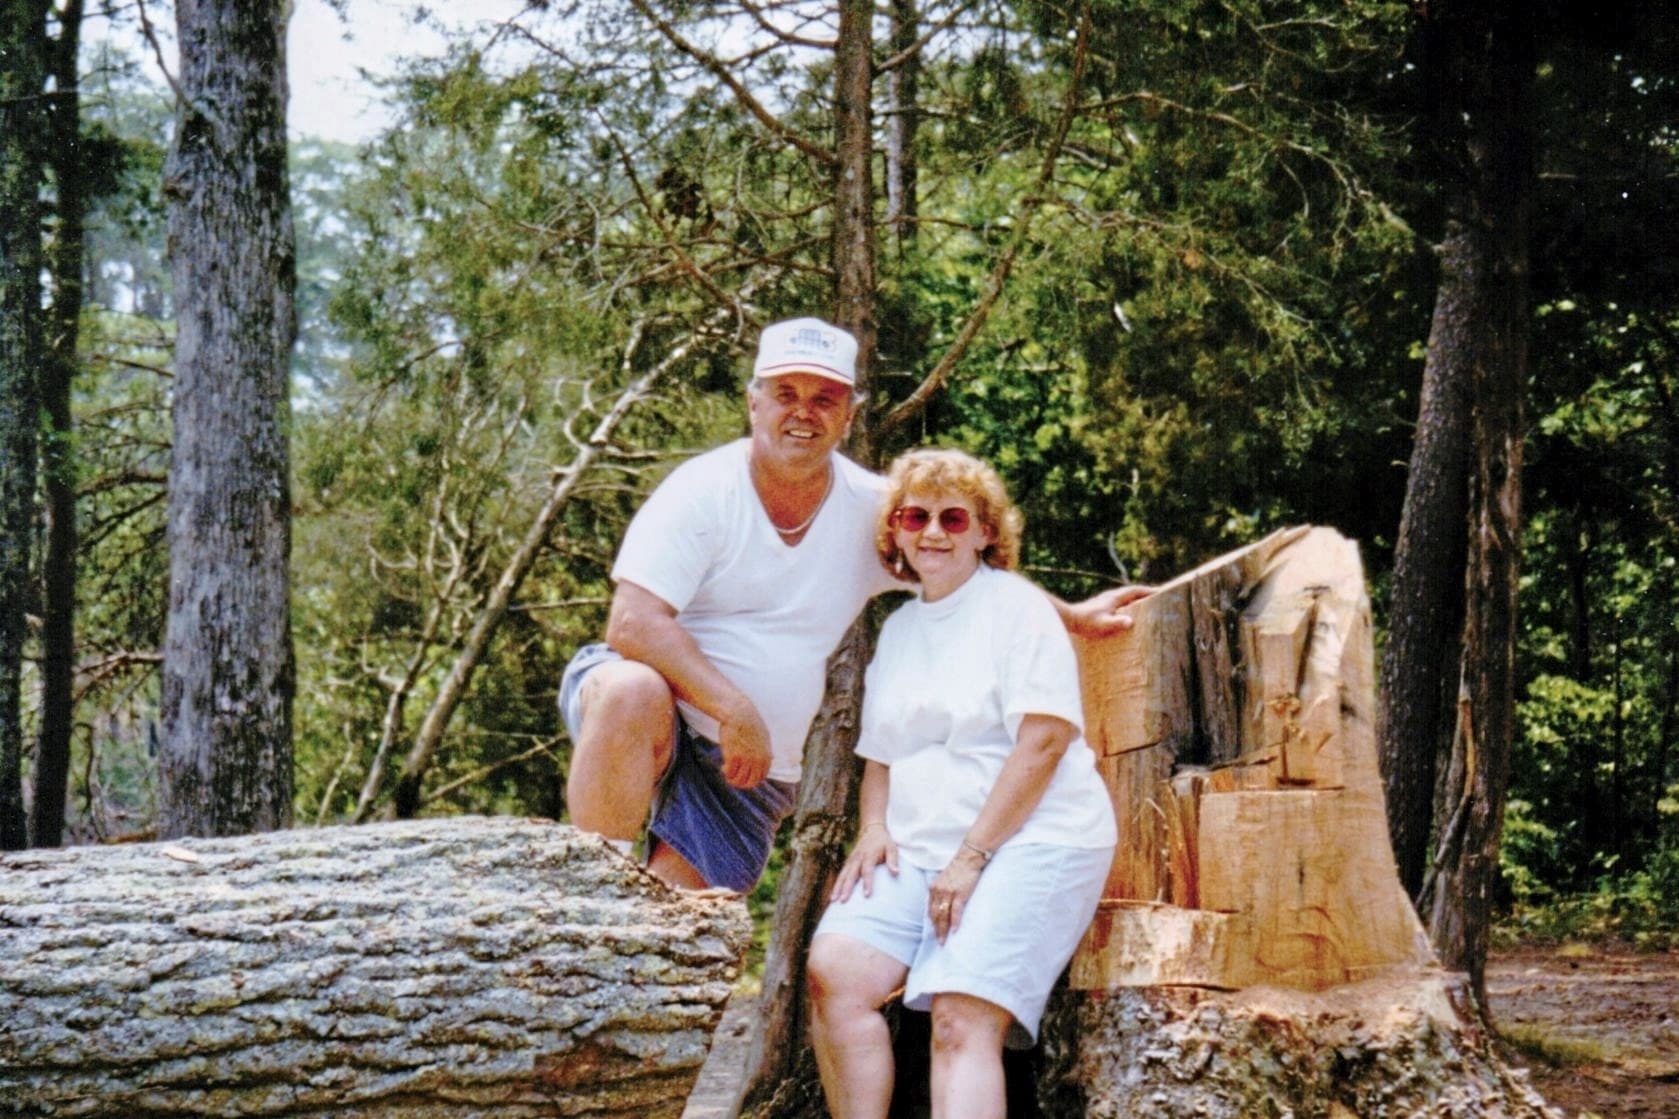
left=753, top=317, right=858, bottom=386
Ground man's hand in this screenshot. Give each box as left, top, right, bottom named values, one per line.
left=1064, top=584, right=1154, bottom=638
left=718, top=698, right=773, bottom=789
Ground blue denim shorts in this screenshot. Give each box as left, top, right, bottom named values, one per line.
left=559, top=643, right=799, bottom=893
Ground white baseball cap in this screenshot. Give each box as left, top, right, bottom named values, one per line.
left=752, top=317, right=858, bottom=387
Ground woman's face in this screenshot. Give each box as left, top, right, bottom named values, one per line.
left=891, top=489, right=991, bottom=600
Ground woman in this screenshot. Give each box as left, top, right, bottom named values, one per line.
left=807, top=448, right=1120, bottom=1119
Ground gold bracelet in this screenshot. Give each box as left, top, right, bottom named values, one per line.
left=859, top=821, right=887, bottom=835
left=960, top=838, right=994, bottom=864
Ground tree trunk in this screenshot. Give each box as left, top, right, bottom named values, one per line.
left=736, top=6, right=878, bottom=1112
left=32, top=0, right=86, bottom=850
left=1376, top=221, right=1473, bottom=898
left=884, top=0, right=920, bottom=253
left=1054, top=527, right=1556, bottom=1116
left=1420, top=0, right=1533, bottom=1005
left=0, top=816, right=752, bottom=1117
left=158, top=0, right=297, bottom=838
left=0, top=0, right=49, bottom=851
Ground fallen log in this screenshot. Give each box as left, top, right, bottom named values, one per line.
left=0, top=816, right=751, bottom=1118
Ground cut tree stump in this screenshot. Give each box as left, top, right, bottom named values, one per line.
left=1047, top=526, right=1559, bottom=1116
left=0, top=816, right=751, bottom=1118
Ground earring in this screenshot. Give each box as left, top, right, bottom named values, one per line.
left=893, top=553, right=906, bottom=577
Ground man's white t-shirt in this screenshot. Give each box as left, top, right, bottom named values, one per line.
left=857, top=563, right=1119, bottom=868
left=612, top=439, right=900, bottom=782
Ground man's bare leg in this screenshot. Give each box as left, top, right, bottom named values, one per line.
left=565, top=659, right=675, bottom=840
left=564, top=660, right=708, bottom=889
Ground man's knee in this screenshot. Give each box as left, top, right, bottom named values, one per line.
left=576, top=660, right=675, bottom=749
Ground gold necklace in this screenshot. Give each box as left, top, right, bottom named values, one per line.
left=775, top=466, right=834, bottom=537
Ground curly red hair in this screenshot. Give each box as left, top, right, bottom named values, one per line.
left=876, top=448, right=1024, bottom=583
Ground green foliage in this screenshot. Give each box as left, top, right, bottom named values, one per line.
left=288, top=44, right=753, bottom=821
left=873, top=0, right=1422, bottom=590
left=42, top=2, right=1678, bottom=927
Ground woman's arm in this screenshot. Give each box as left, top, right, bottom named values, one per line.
left=927, top=713, right=1078, bottom=941
left=830, top=760, right=899, bottom=902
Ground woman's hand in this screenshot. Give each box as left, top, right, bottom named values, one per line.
left=830, top=822, right=899, bottom=903
left=928, top=847, right=987, bottom=943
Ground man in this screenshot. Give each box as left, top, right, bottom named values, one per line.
left=559, top=317, right=1145, bottom=892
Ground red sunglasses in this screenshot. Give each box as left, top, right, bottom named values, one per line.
left=890, top=505, right=972, bottom=533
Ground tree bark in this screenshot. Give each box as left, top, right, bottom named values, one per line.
left=884, top=0, right=920, bottom=252
left=1042, top=970, right=1559, bottom=1118
left=32, top=0, right=86, bottom=849
left=1419, top=0, right=1533, bottom=1005
left=0, top=0, right=49, bottom=851
left=158, top=0, right=297, bottom=838
left=0, top=816, right=752, bottom=1117
left=1377, top=222, right=1472, bottom=898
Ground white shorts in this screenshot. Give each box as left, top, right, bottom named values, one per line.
left=813, top=842, right=1113, bottom=1047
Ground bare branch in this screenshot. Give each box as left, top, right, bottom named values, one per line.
left=626, top=0, right=835, bottom=166
left=387, top=289, right=769, bottom=817
left=881, top=2, right=1095, bottom=435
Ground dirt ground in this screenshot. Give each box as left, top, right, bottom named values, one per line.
left=685, top=944, right=1679, bottom=1118
left=1486, top=944, right=1679, bottom=1119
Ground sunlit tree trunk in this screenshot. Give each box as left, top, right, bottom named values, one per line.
left=0, top=0, right=49, bottom=851
left=157, top=0, right=296, bottom=838
left=32, top=0, right=86, bottom=849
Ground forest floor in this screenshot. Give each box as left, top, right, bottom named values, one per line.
left=683, top=942, right=1679, bottom=1118
left=1487, top=942, right=1679, bottom=1119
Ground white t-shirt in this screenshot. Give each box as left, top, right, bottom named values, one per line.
left=857, top=563, right=1119, bottom=868
left=612, top=439, right=900, bottom=782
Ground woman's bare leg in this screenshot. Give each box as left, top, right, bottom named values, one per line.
left=928, top=992, right=1011, bottom=1119
left=807, top=933, right=908, bottom=1119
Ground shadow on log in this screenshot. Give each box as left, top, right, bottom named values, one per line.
left=1043, top=526, right=1558, bottom=1116
left=0, top=816, right=751, bottom=1117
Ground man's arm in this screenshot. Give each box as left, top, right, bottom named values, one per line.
left=1048, top=584, right=1154, bottom=638
left=605, top=580, right=773, bottom=789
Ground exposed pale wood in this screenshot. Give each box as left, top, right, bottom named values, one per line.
left=1068, top=901, right=1247, bottom=989
left=1050, top=526, right=1558, bottom=1113
left=1071, top=526, right=1431, bottom=991
left=0, top=817, right=751, bottom=1117
left=1092, top=745, right=1174, bottom=901
left=1075, top=583, right=1193, bottom=761
left=1162, top=769, right=1206, bottom=908
left=1198, top=790, right=1437, bottom=989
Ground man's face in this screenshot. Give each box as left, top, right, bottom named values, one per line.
left=747, top=372, right=856, bottom=469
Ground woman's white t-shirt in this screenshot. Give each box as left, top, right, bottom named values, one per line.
left=612, top=439, right=899, bottom=783
left=857, top=563, right=1119, bottom=868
